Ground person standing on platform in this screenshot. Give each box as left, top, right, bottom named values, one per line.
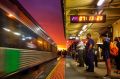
left=114, top=37, right=120, bottom=74
left=77, top=41, right=85, bottom=67
left=85, top=33, right=95, bottom=72
left=101, top=35, right=111, bottom=78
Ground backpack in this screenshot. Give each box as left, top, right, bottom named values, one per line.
left=110, top=42, right=118, bottom=56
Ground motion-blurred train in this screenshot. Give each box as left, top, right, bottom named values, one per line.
left=0, top=0, right=57, bottom=77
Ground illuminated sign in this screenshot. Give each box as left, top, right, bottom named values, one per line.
left=70, top=15, right=106, bottom=23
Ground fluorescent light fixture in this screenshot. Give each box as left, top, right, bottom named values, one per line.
left=3, top=28, right=11, bottom=32
left=26, top=37, right=32, bottom=39
left=22, top=38, right=26, bottom=41
left=98, top=9, right=103, bottom=14
left=97, top=0, right=105, bottom=6
left=13, top=32, right=21, bottom=36
left=83, top=28, right=87, bottom=32
left=78, top=34, right=81, bottom=36
left=69, top=36, right=75, bottom=39
left=79, top=31, right=83, bottom=35
left=76, top=37, right=79, bottom=40
left=82, top=25, right=87, bottom=30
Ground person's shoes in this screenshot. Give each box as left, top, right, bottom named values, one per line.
left=86, top=69, right=94, bottom=72
left=78, top=64, right=84, bottom=67
left=103, top=74, right=111, bottom=79
left=85, top=68, right=89, bottom=71
left=87, top=70, right=94, bottom=72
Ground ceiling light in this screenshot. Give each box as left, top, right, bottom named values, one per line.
left=3, top=28, right=11, bottom=32
left=22, top=38, right=26, bottom=41
left=97, top=0, right=105, bottom=6
left=83, top=28, right=87, bottom=32
left=8, top=14, right=14, bottom=18
left=76, top=37, right=79, bottom=40
left=82, top=25, right=87, bottom=30
left=26, top=37, right=32, bottom=39
left=78, top=34, right=81, bottom=36
left=13, top=32, right=21, bottom=36
left=79, top=31, right=83, bottom=35
left=69, top=36, right=75, bottom=39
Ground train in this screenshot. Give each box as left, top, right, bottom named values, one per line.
left=0, top=0, right=57, bottom=77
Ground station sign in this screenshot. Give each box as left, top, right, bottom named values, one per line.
left=70, top=15, right=106, bottom=23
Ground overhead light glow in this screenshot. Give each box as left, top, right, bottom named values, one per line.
left=97, top=0, right=105, bottom=6
left=69, top=36, right=75, bottom=39
left=26, top=37, right=32, bottom=39
left=37, top=40, right=42, bottom=44
left=78, top=34, right=81, bottom=36
left=76, top=37, right=79, bottom=40
left=13, top=32, right=21, bottom=36
left=82, top=25, right=87, bottom=30
left=79, top=31, right=83, bottom=35
left=8, top=14, right=14, bottom=18
left=22, top=38, right=26, bottom=41
left=3, top=28, right=11, bottom=32
left=83, top=28, right=87, bottom=32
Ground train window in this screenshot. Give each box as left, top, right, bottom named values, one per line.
left=0, top=9, right=49, bottom=51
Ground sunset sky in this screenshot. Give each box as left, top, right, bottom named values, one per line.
left=19, top=0, right=67, bottom=49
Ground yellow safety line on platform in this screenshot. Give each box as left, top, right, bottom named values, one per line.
left=46, top=57, right=62, bottom=79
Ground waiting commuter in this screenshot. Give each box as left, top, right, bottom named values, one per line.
left=101, top=35, right=111, bottom=78
left=85, top=33, right=95, bottom=72
left=114, top=37, right=120, bottom=74
left=94, top=48, right=98, bottom=67
left=77, top=41, right=85, bottom=67
left=57, top=50, right=62, bottom=57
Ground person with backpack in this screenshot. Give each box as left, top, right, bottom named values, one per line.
left=114, top=37, right=120, bottom=74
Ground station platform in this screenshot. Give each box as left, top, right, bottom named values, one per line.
left=46, top=57, right=120, bottom=79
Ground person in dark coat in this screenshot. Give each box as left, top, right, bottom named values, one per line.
left=101, top=35, right=111, bottom=78
left=85, top=33, right=95, bottom=72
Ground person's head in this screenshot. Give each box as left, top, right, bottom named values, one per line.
left=86, top=33, right=91, bottom=39
left=101, top=34, right=107, bottom=41
left=118, top=37, right=120, bottom=41
left=114, top=37, right=119, bottom=42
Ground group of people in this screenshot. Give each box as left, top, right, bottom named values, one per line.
left=57, top=33, right=120, bottom=78
left=98, top=35, right=120, bottom=78
left=70, top=33, right=120, bottom=78
left=57, top=50, right=67, bottom=58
